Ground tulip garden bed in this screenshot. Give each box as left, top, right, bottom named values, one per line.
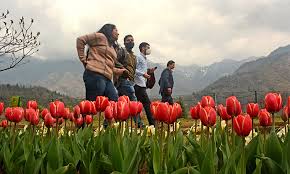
left=0, top=93, right=289, bottom=174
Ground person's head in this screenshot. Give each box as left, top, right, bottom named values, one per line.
left=124, top=35, right=134, bottom=51
left=167, top=60, right=175, bottom=71
left=139, top=42, right=151, bottom=55
left=98, top=24, right=119, bottom=46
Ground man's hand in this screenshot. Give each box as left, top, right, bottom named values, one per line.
left=115, top=68, right=128, bottom=75
left=143, top=73, right=151, bottom=79
left=148, top=67, right=157, bottom=73
left=167, top=88, right=172, bottom=94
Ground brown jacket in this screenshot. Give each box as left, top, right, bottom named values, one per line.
left=76, top=32, right=117, bottom=80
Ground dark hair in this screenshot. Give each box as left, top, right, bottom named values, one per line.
left=98, top=24, right=116, bottom=46
left=124, top=35, right=133, bottom=43
left=167, top=60, right=175, bottom=67
left=139, top=42, right=150, bottom=51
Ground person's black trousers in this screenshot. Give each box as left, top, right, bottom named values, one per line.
left=134, top=85, right=155, bottom=125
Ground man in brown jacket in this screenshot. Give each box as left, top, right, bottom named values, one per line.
left=116, top=35, right=144, bottom=127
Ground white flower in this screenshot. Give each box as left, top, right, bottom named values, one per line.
left=221, top=120, right=227, bottom=130
left=146, top=125, right=155, bottom=136
left=23, top=125, right=28, bottom=131
left=59, top=127, right=65, bottom=136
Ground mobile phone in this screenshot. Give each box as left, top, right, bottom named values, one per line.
left=154, top=66, right=157, bottom=70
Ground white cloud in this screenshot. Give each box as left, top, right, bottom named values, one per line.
left=2, top=0, right=290, bottom=65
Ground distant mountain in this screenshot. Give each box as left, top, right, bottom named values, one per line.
left=0, top=56, right=252, bottom=98
left=189, top=58, right=256, bottom=91
left=199, top=44, right=290, bottom=105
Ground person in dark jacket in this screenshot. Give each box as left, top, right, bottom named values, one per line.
left=158, top=60, right=175, bottom=104
left=116, top=34, right=144, bottom=127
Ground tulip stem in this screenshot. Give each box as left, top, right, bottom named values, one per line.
left=155, top=121, right=159, bottom=138
left=263, top=128, right=266, bottom=153
left=167, top=123, right=170, bottom=140
left=201, top=125, right=203, bottom=147
left=232, top=117, right=234, bottom=146
left=285, top=123, right=287, bottom=134
left=195, top=119, right=197, bottom=140
left=98, top=112, right=101, bottom=135
left=56, top=118, right=59, bottom=137
left=64, top=120, right=67, bottom=136
left=12, top=122, right=17, bottom=149
left=32, top=125, right=35, bottom=141
left=252, top=118, right=254, bottom=138
left=272, top=113, right=275, bottom=132
left=41, top=122, right=45, bottom=138
left=242, top=138, right=246, bottom=174
left=131, top=117, right=133, bottom=137
left=174, top=122, right=177, bottom=141
left=207, top=126, right=210, bottom=139
left=126, top=119, right=129, bottom=134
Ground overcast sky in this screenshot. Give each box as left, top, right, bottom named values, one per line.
left=2, top=0, right=290, bottom=65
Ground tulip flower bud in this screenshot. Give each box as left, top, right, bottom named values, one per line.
left=233, top=114, right=252, bottom=137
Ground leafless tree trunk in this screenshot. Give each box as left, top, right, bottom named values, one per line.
left=0, top=10, right=40, bottom=72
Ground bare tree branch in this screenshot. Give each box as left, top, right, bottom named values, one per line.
left=0, top=10, right=40, bottom=72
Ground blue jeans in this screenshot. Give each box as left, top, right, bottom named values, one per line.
left=83, top=69, right=118, bottom=101
left=83, top=69, right=118, bottom=127
left=117, top=78, right=144, bottom=127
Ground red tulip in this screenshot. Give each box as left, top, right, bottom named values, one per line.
left=217, top=104, right=223, bottom=116
left=118, top=95, right=130, bottom=103
left=1, top=120, right=8, bottom=128
left=73, top=105, right=81, bottom=118
left=41, top=108, right=49, bottom=119
left=75, top=115, right=84, bottom=127
left=44, top=113, right=56, bottom=128
left=0, top=102, right=4, bottom=114
left=62, top=108, right=70, bottom=120
left=104, top=105, right=114, bottom=121
left=25, top=108, right=37, bottom=122
left=264, top=93, right=282, bottom=113
left=282, top=106, right=289, bottom=122
left=174, top=103, right=182, bottom=118
left=129, top=101, right=143, bottom=117
left=69, top=112, right=75, bottom=122
left=79, top=100, right=93, bottom=115
left=258, top=109, right=272, bottom=127
left=246, top=103, right=259, bottom=118
left=150, top=101, right=161, bottom=120
left=111, top=101, right=118, bottom=120
left=30, top=109, right=40, bottom=126
left=95, top=96, right=109, bottom=112
left=27, top=100, right=38, bottom=110
left=85, top=115, right=93, bottom=125
left=91, top=101, right=97, bottom=115
left=190, top=106, right=199, bottom=120
left=233, top=114, right=252, bottom=137
left=5, top=107, right=24, bottom=123
left=199, top=106, right=217, bottom=127
left=226, top=96, right=242, bottom=116
left=68, top=112, right=75, bottom=122
left=201, top=96, right=215, bottom=108
left=166, top=103, right=180, bottom=124
left=116, top=101, right=130, bottom=121
left=5, top=107, right=13, bottom=121
left=219, top=106, right=231, bottom=121
left=155, top=102, right=170, bottom=122
left=287, top=96, right=290, bottom=115
left=49, top=100, right=65, bottom=118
